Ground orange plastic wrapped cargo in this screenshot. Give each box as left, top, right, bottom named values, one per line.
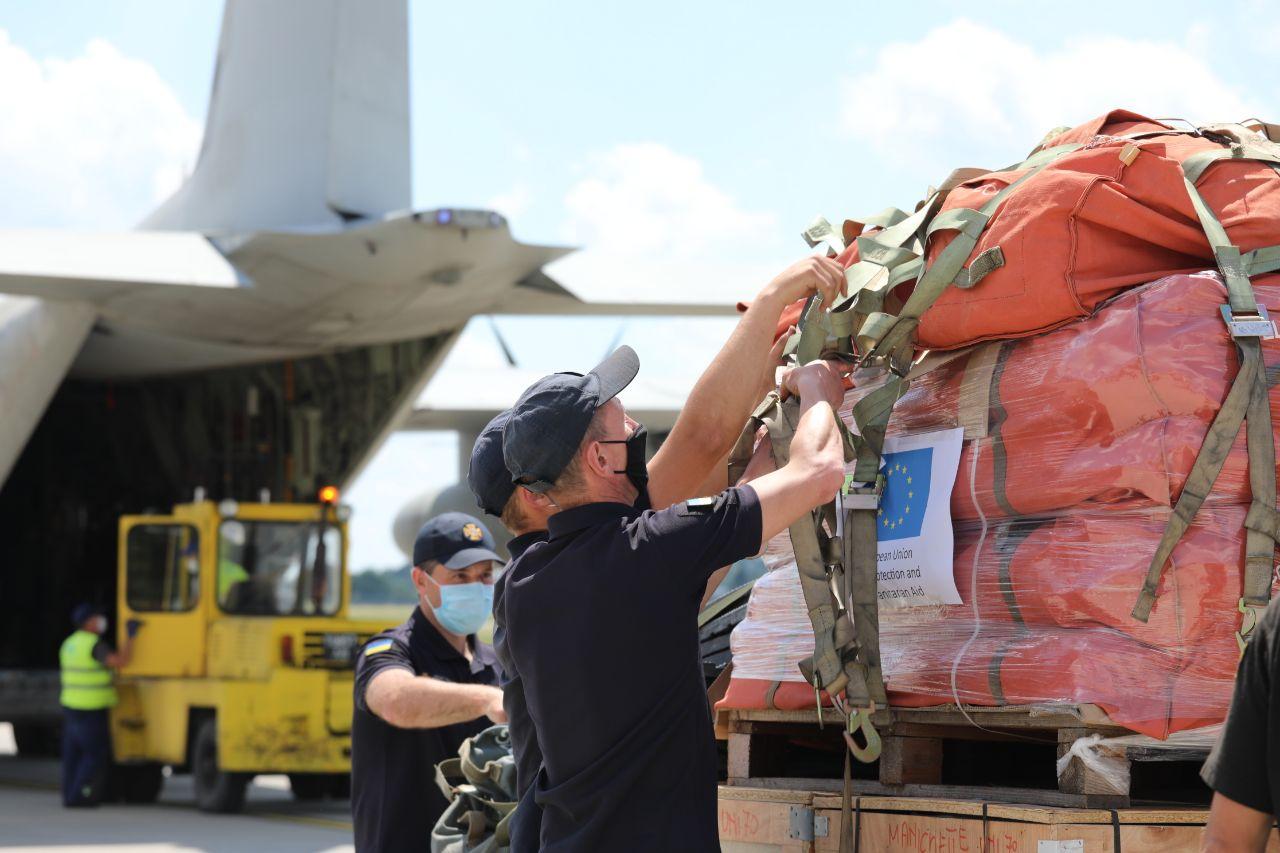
left=864, top=271, right=1280, bottom=522
left=825, top=110, right=1280, bottom=351
left=718, top=271, right=1280, bottom=738
left=719, top=507, right=1253, bottom=738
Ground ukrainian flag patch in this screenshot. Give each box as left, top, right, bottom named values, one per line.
left=364, top=638, right=394, bottom=657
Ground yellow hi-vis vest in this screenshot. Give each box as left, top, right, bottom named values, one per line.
left=59, top=630, right=117, bottom=710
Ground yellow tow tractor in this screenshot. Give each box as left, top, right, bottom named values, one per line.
left=108, top=488, right=388, bottom=812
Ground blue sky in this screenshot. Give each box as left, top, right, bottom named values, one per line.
left=1, top=0, right=1274, bottom=567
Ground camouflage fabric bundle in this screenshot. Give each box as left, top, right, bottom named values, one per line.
left=431, top=725, right=518, bottom=853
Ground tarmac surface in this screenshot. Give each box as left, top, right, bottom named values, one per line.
left=0, top=724, right=355, bottom=852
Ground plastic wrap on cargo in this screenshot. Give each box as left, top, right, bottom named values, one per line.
left=1055, top=724, right=1224, bottom=793
left=719, top=271, right=1280, bottom=739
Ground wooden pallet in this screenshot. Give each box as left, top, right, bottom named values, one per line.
left=718, top=705, right=1211, bottom=810
left=718, top=786, right=1280, bottom=853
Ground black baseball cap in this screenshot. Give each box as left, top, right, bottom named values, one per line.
left=413, top=512, right=504, bottom=569
left=503, top=346, right=639, bottom=492
left=468, top=410, right=515, bottom=517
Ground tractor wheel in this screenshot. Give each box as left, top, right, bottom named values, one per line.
left=288, top=773, right=328, bottom=801
left=327, top=773, right=351, bottom=799
left=116, top=762, right=165, bottom=804
left=192, top=718, right=249, bottom=813
left=12, top=722, right=61, bottom=757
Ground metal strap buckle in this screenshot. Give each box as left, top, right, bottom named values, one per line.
left=1221, top=304, right=1278, bottom=339
left=842, top=702, right=882, bottom=763
left=1236, top=597, right=1269, bottom=656
left=841, top=473, right=884, bottom=509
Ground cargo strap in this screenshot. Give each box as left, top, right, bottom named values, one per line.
left=856, top=144, right=1083, bottom=372
left=1132, top=133, right=1280, bottom=624
left=727, top=382, right=886, bottom=761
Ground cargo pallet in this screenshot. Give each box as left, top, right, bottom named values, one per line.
left=717, top=704, right=1212, bottom=810
left=718, top=786, right=1280, bottom=853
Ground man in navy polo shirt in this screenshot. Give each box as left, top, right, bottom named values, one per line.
left=468, top=257, right=849, bottom=851
left=350, top=513, right=508, bottom=852
left=498, top=344, right=848, bottom=851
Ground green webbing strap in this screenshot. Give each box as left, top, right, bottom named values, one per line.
left=794, top=296, right=830, bottom=366
left=435, top=757, right=463, bottom=801
left=1182, top=143, right=1280, bottom=184
left=802, top=216, right=846, bottom=255
left=726, top=392, right=782, bottom=487
left=1245, top=244, right=1280, bottom=276
left=1130, top=340, right=1261, bottom=620
left=848, top=376, right=906, bottom=481
left=861, top=146, right=1083, bottom=366
left=858, top=207, right=910, bottom=230
left=822, top=158, right=1059, bottom=362
left=1132, top=148, right=1280, bottom=621
left=760, top=395, right=859, bottom=699
left=842, top=482, right=888, bottom=708
left=953, top=246, right=1006, bottom=290
left=1243, top=368, right=1278, bottom=606
left=742, top=379, right=886, bottom=732
left=831, top=196, right=941, bottom=330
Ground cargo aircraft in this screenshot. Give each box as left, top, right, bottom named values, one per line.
left=0, top=0, right=726, bottom=750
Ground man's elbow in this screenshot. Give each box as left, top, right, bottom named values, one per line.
left=367, top=692, right=406, bottom=728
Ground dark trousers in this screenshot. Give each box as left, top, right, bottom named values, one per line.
left=61, top=708, right=109, bottom=807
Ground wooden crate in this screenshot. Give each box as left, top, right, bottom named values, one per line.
left=719, top=786, right=819, bottom=853
left=719, top=704, right=1209, bottom=809
left=812, top=796, right=1280, bottom=853
left=720, top=787, right=1280, bottom=853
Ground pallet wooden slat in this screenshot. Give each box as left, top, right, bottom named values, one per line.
left=720, top=703, right=1210, bottom=809
left=719, top=787, right=1280, bottom=853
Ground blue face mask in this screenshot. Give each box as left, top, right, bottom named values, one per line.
left=430, top=581, right=494, bottom=636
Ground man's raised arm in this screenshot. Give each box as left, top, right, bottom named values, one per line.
left=647, top=257, right=845, bottom=510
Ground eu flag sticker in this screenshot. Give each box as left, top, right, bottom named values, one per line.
left=878, top=447, right=931, bottom=541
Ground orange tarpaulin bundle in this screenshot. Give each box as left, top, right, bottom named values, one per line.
left=718, top=271, right=1279, bottom=738
left=730, top=109, right=1280, bottom=742
left=821, top=110, right=1280, bottom=352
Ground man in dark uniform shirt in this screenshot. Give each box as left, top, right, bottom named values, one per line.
left=497, top=344, right=848, bottom=851
left=350, top=513, right=508, bottom=852
left=467, top=256, right=847, bottom=852
left=1201, top=596, right=1280, bottom=851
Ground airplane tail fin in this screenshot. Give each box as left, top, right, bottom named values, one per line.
left=142, top=0, right=410, bottom=234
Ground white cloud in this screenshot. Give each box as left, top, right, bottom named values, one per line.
left=841, top=20, right=1263, bottom=171
left=559, top=143, right=775, bottom=257
left=485, top=183, right=532, bottom=219
left=548, top=143, right=789, bottom=305
left=0, top=30, right=201, bottom=229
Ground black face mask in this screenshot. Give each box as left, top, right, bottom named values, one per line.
left=600, top=424, right=650, bottom=509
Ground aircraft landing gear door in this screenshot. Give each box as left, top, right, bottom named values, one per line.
left=117, top=518, right=206, bottom=678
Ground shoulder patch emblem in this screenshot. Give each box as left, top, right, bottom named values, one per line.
left=364, top=638, right=394, bottom=657
left=685, top=496, right=716, bottom=512
left=461, top=523, right=484, bottom=542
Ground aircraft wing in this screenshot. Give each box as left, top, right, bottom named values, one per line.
left=497, top=270, right=736, bottom=317
left=513, top=250, right=765, bottom=317
left=0, top=230, right=245, bottom=301
left=0, top=212, right=743, bottom=381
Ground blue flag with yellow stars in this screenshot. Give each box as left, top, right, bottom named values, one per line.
left=878, top=447, right=931, bottom=541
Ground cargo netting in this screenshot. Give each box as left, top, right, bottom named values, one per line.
left=718, top=271, right=1280, bottom=739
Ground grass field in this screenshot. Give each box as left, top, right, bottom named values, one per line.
left=347, top=602, right=413, bottom=627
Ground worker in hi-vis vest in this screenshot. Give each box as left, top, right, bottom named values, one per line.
left=59, top=604, right=142, bottom=807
